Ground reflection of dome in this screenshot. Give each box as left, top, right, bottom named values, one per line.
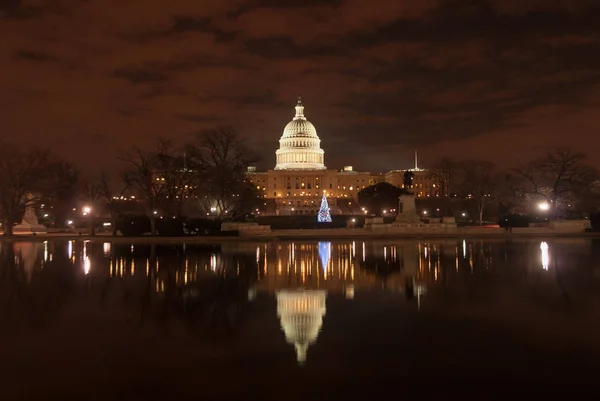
left=276, top=289, right=327, bottom=364
left=275, top=97, right=326, bottom=170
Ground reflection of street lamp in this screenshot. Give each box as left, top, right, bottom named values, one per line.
left=540, top=241, right=549, bottom=270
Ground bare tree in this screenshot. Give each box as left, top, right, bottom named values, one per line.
left=79, top=180, right=102, bottom=236
left=119, top=143, right=168, bottom=236
left=0, top=144, right=55, bottom=236
left=153, top=141, right=197, bottom=219
left=431, top=157, right=458, bottom=197
left=456, top=160, right=500, bottom=225
left=98, top=172, right=128, bottom=236
left=514, top=148, right=597, bottom=217
left=186, top=127, right=259, bottom=218
left=495, top=172, right=526, bottom=215
left=44, top=160, right=79, bottom=228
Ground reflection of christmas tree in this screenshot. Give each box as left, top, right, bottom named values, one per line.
left=318, top=242, right=331, bottom=270
left=317, top=193, right=332, bottom=223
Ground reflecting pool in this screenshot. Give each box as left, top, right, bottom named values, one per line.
left=2, top=238, right=600, bottom=397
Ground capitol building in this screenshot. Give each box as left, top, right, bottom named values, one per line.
left=246, top=97, right=439, bottom=216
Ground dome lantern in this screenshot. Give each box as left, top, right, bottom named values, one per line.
left=294, top=96, right=305, bottom=120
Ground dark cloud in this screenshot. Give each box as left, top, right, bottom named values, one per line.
left=14, top=49, right=57, bottom=62
left=227, top=0, right=344, bottom=18
left=113, top=67, right=169, bottom=85
left=243, top=36, right=342, bottom=59
left=172, top=112, right=223, bottom=123
left=170, top=16, right=212, bottom=34
left=1, top=0, right=600, bottom=172
left=0, top=0, right=44, bottom=18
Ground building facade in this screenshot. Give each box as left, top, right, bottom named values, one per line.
left=246, top=98, right=439, bottom=216
left=385, top=154, right=439, bottom=198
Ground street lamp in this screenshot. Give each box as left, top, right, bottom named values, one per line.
left=82, top=206, right=94, bottom=236
left=538, top=202, right=550, bottom=211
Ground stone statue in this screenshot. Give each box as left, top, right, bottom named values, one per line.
left=403, top=171, right=414, bottom=191
left=13, top=192, right=47, bottom=234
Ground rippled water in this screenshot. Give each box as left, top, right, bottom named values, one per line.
left=2, top=238, right=600, bottom=398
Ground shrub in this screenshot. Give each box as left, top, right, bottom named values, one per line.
left=116, top=215, right=151, bottom=236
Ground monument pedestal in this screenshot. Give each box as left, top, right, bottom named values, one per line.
left=395, top=194, right=421, bottom=224
left=364, top=216, right=386, bottom=231
left=13, top=222, right=47, bottom=234
left=442, top=216, right=457, bottom=229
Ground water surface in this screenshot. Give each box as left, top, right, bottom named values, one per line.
left=2, top=238, right=600, bottom=398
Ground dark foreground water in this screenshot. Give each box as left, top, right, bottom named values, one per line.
left=2, top=238, right=600, bottom=399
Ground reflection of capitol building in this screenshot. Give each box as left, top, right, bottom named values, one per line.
left=254, top=241, right=422, bottom=294
left=276, top=290, right=327, bottom=364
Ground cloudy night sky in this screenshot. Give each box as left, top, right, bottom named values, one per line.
left=1, top=0, right=600, bottom=173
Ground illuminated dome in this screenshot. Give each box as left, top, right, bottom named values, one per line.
left=275, top=97, right=326, bottom=170
left=276, top=289, right=327, bottom=365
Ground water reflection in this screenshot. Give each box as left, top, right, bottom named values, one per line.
left=277, top=289, right=327, bottom=365
left=2, top=239, right=581, bottom=297
left=1, top=238, right=598, bottom=365
left=3, top=239, right=590, bottom=292
left=13, top=241, right=44, bottom=282
left=541, top=241, right=549, bottom=270
left=83, top=240, right=91, bottom=275
left=318, top=242, right=331, bottom=272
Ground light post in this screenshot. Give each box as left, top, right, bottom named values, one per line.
left=82, top=206, right=94, bottom=236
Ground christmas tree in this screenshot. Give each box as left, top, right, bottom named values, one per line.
left=317, top=193, right=332, bottom=223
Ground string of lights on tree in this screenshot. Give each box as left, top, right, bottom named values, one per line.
left=317, top=193, right=332, bottom=223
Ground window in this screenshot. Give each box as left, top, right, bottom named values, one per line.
left=307, top=183, right=312, bottom=189
left=329, top=184, right=332, bottom=188
left=295, top=183, right=300, bottom=189
left=274, top=192, right=276, bottom=196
